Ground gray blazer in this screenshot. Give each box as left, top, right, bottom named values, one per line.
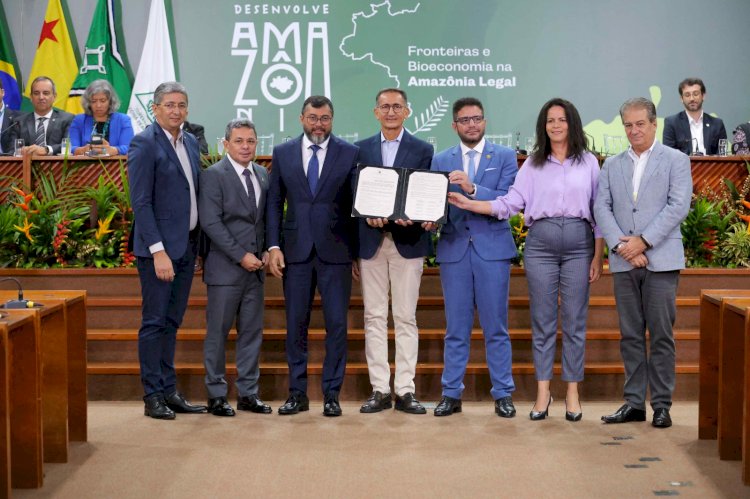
left=594, top=141, right=692, bottom=273
left=13, top=109, right=74, bottom=154
left=198, top=157, right=269, bottom=285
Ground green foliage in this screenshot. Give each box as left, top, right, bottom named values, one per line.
left=713, top=222, right=750, bottom=268
left=681, top=197, right=734, bottom=267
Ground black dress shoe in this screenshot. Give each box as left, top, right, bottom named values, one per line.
left=237, top=394, right=272, bottom=414
left=652, top=408, right=672, bottom=428
left=601, top=403, right=646, bottom=424
left=278, top=392, right=310, bottom=415
left=395, top=393, right=426, bottom=414
left=165, top=391, right=208, bottom=413
left=360, top=391, right=392, bottom=413
left=208, top=397, right=235, bottom=417
left=143, top=393, right=175, bottom=420
left=434, top=396, right=462, bottom=416
left=323, top=394, right=342, bottom=417
left=529, top=396, right=552, bottom=421
left=495, top=396, right=516, bottom=418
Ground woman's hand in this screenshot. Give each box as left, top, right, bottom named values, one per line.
left=447, top=192, right=492, bottom=215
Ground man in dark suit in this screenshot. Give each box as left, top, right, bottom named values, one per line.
left=0, top=79, right=21, bottom=154
left=662, top=77, right=727, bottom=155
left=430, top=97, right=519, bottom=418
left=198, top=118, right=272, bottom=417
left=595, top=97, right=692, bottom=428
left=13, top=76, right=73, bottom=156
left=128, top=81, right=207, bottom=419
left=266, top=95, right=359, bottom=417
left=355, top=88, right=433, bottom=415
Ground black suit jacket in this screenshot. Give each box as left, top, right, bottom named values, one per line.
left=354, top=130, right=434, bottom=259
left=11, top=109, right=74, bottom=155
left=0, top=107, right=21, bottom=154
left=663, top=110, right=727, bottom=155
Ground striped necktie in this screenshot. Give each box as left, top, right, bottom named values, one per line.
left=35, top=117, right=47, bottom=147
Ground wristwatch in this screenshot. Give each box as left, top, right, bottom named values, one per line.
left=640, top=235, right=653, bottom=249
left=612, top=242, right=623, bottom=254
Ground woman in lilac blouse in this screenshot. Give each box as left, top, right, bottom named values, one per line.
left=448, top=98, right=604, bottom=422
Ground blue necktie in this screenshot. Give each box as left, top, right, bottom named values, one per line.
left=308, top=144, right=321, bottom=194
left=467, top=149, right=478, bottom=182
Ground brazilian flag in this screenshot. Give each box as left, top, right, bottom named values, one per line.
left=0, top=1, right=22, bottom=109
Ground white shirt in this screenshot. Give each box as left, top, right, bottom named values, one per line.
left=302, top=134, right=330, bottom=175
left=627, top=140, right=657, bottom=201
left=459, top=137, right=484, bottom=198
left=148, top=125, right=198, bottom=255
left=687, top=111, right=705, bottom=155
left=0, top=103, right=5, bottom=153
left=380, top=128, right=404, bottom=167
left=228, top=154, right=260, bottom=207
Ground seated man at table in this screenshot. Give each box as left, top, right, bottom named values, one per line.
left=11, top=76, right=73, bottom=156
left=662, top=78, right=727, bottom=155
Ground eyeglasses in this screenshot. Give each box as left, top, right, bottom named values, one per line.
left=377, top=104, right=405, bottom=113
left=455, top=115, right=484, bottom=125
left=304, top=115, right=332, bottom=124
left=157, top=102, right=188, bottom=111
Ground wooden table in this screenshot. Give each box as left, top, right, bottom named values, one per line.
left=0, top=290, right=88, bottom=442
left=699, top=290, right=750, bottom=440
left=4, top=302, right=68, bottom=465
left=0, top=320, right=10, bottom=497
left=0, top=310, right=43, bottom=489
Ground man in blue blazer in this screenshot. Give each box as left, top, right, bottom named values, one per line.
left=431, top=97, right=518, bottom=417
left=266, top=95, right=359, bottom=417
left=595, top=97, right=692, bottom=428
left=662, top=78, right=727, bottom=155
left=128, top=82, right=207, bottom=419
left=355, top=88, right=434, bottom=415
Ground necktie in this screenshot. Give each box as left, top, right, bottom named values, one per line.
left=35, top=117, right=47, bottom=147
left=307, top=144, right=321, bottom=194
left=241, top=168, right=257, bottom=208
left=467, top=149, right=478, bottom=182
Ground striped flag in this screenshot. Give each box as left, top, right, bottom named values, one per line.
left=25, top=0, right=79, bottom=112
left=68, top=0, right=132, bottom=113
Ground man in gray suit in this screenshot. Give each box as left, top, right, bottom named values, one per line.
left=594, top=97, right=692, bottom=428
left=199, top=118, right=272, bottom=417
left=13, top=76, right=73, bottom=155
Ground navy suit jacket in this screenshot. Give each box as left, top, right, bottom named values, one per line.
left=430, top=141, right=518, bottom=263
left=68, top=112, right=135, bottom=155
left=355, top=130, right=434, bottom=259
left=0, top=107, right=20, bottom=154
left=12, top=109, right=74, bottom=154
left=662, top=110, right=727, bottom=155
left=128, top=123, right=202, bottom=260
left=266, top=134, right=359, bottom=264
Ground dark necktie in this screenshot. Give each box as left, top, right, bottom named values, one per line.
left=241, top=168, right=257, bottom=208
left=35, top=117, right=47, bottom=147
left=307, top=144, right=321, bottom=194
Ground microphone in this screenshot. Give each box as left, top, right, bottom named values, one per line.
left=0, top=277, right=38, bottom=309
left=585, top=132, right=596, bottom=153
left=691, top=137, right=704, bottom=156
left=515, top=131, right=527, bottom=155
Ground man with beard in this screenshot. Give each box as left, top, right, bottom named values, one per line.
left=430, top=97, right=519, bottom=417
left=266, top=95, right=359, bottom=417
left=662, top=78, right=727, bottom=155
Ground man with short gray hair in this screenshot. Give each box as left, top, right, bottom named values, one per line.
left=199, top=119, right=272, bottom=417
left=128, top=81, right=207, bottom=419
left=595, top=97, right=692, bottom=428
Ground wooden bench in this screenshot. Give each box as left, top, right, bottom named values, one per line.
left=0, top=310, right=43, bottom=489
left=699, top=290, right=750, bottom=440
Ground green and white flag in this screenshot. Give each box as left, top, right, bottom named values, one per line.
left=68, top=0, right=132, bottom=114
left=126, top=0, right=175, bottom=134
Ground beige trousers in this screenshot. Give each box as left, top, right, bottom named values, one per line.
left=360, top=233, right=424, bottom=396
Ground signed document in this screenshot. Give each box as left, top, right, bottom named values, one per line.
left=352, top=164, right=448, bottom=223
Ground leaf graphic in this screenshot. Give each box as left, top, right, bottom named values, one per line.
left=409, top=96, right=449, bottom=134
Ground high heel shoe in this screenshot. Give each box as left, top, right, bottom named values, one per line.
left=565, top=399, right=582, bottom=422
left=529, top=396, right=552, bottom=421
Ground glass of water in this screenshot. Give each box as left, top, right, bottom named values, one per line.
left=426, top=137, right=437, bottom=150
left=60, top=137, right=70, bottom=156
left=217, top=138, right=225, bottom=156
left=718, top=139, right=728, bottom=157
left=14, top=138, right=24, bottom=157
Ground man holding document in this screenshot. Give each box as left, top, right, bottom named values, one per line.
left=430, top=97, right=519, bottom=417
left=354, top=88, right=434, bottom=414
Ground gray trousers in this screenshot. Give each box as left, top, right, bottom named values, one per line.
left=613, top=268, right=679, bottom=411
left=524, top=217, right=594, bottom=382
left=204, top=273, right=264, bottom=399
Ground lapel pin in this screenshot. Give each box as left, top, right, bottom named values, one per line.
left=486, top=154, right=491, bottom=159
left=706, top=123, right=710, bottom=127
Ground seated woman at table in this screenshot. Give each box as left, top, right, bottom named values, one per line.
left=448, top=97, right=604, bottom=422
left=69, top=79, right=134, bottom=156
